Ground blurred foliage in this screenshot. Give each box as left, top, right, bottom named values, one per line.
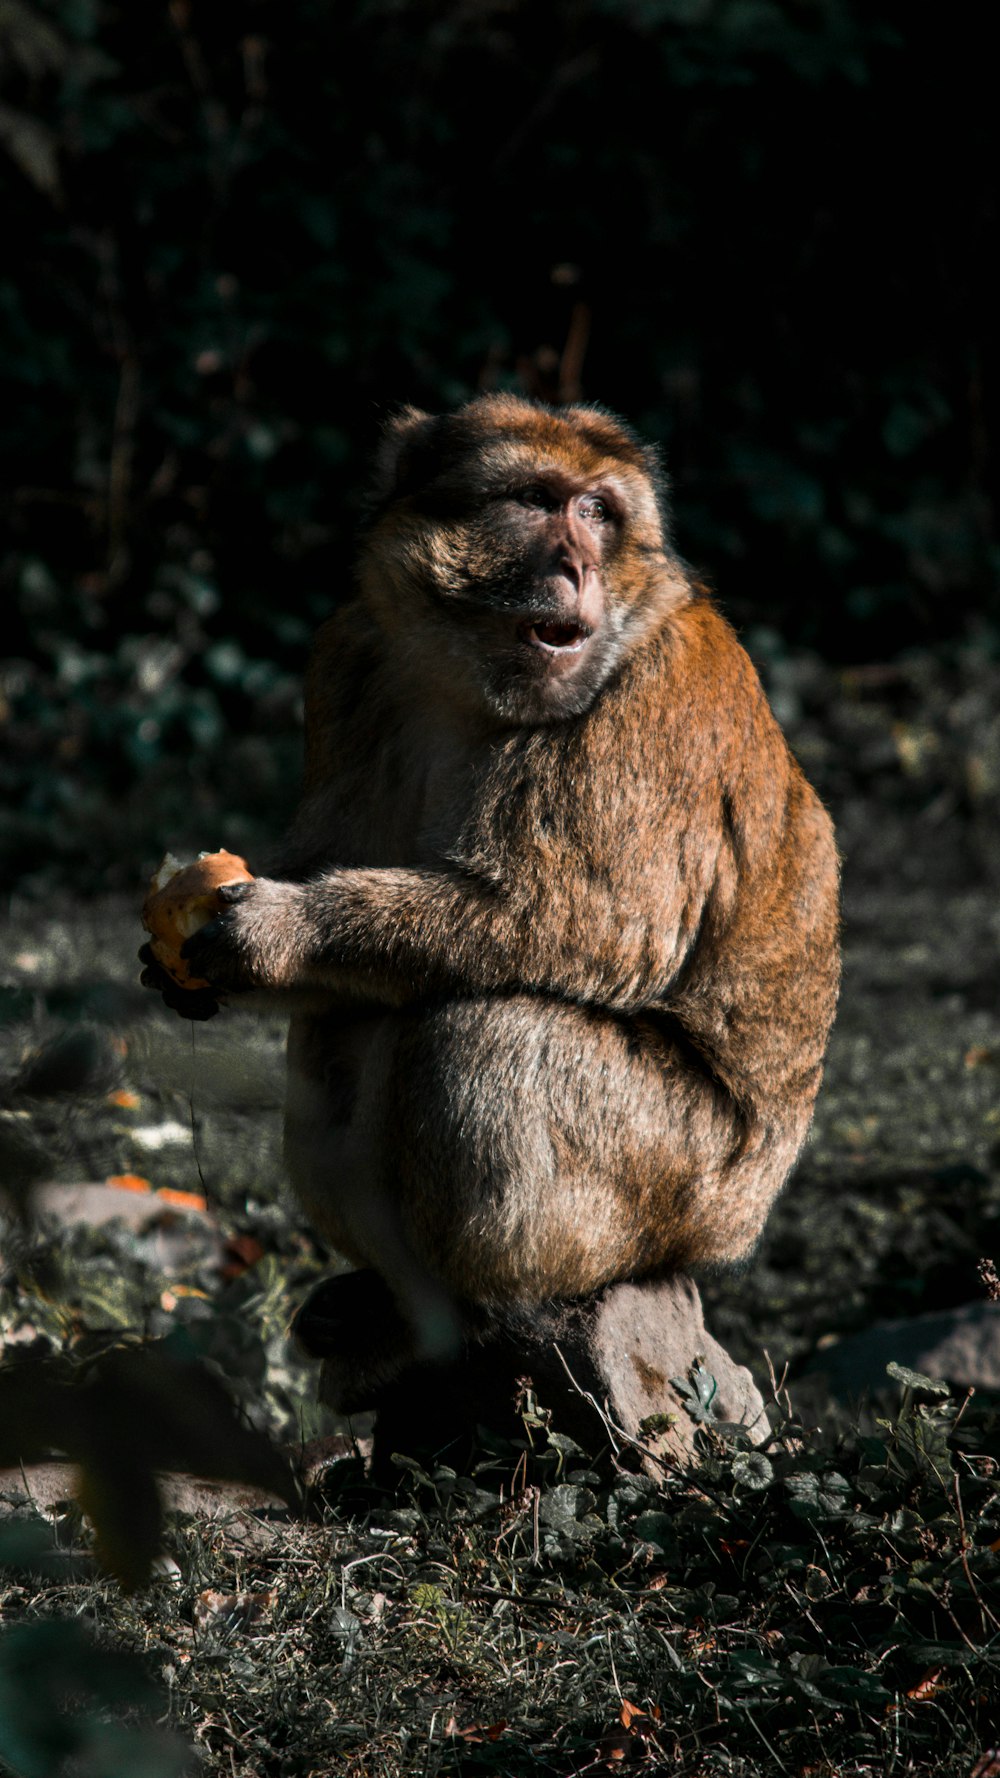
left=0, top=0, right=998, bottom=886
left=0, top=1343, right=295, bottom=1588
left=0, top=1593, right=190, bottom=1778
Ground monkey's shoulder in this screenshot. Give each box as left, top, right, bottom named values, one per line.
left=581, top=593, right=787, bottom=784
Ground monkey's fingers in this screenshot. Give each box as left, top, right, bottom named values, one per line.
left=180, top=908, right=256, bottom=994
left=137, top=943, right=222, bottom=1022
left=215, top=880, right=255, bottom=905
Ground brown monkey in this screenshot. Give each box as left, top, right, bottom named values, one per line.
left=164, top=396, right=840, bottom=1405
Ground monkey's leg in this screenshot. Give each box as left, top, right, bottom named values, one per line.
left=285, top=996, right=792, bottom=1407
left=285, top=1008, right=466, bottom=1406
left=381, top=994, right=793, bottom=1305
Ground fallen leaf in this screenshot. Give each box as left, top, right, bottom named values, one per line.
left=194, top=1588, right=278, bottom=1631
left=220, top=1233, right=265, bottom=1277
left=596, top=1732, right=629, bottom=1765
left=156, top=1187, right=208, bottom=1212
left=106, top=1176, right=208, bottom=1213
left=445, top=1719, right=508, bottom=1744
left=907, top=1666, right=947, bottom=1701
left=594, top=1700, right=662, bottom=1766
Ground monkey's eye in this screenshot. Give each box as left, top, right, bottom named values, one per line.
left=578, top=494, right=610, bottom=523
left=517, top=483, right=559, bottom=511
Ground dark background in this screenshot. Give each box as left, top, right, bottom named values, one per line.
left=1, top=0, right=997, bottom=885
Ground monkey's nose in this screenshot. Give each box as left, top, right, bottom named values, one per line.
left=554, top=554, right=582, bottom=595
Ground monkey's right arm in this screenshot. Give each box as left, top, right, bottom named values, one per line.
left=181, top=856, right=684, bottom=1014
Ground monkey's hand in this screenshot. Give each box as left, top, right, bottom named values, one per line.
left=179, top=877, right=309, bottom=995
left=137, top=943, right=222, bottom=1022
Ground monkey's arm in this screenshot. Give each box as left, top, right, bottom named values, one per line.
left=181, top=836, right=718, bottom=1017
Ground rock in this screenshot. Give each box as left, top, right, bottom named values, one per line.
left=0, top=1460, right=290, bottom=1552
left=305, top=1272, right=768, bottom=1476
left=0, top=1440, right=370, bottom=1543
left=808, top=1300, right=1000, bottom=1399
left=0, top=1180, right=225, bottom=1281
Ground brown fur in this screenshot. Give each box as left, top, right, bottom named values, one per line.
left=183, top=395, right=840, bottom=1376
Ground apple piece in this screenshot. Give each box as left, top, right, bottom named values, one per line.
left=142, top=849, right=253, bottom=990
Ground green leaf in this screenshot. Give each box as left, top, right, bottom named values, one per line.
left=886, top=1360, right=950, bottom=1396
left=632, top=1509, right=677, bottom=1551
left=731, top=1450, right=774, bottom=1491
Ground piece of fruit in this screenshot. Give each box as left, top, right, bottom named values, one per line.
left=142, top=849, right=253, bottom=989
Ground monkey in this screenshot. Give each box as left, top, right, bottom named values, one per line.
left=145, top=395, right=840, bottom=1411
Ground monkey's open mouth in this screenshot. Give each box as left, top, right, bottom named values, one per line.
left=518, top=619, right=592, bottom=653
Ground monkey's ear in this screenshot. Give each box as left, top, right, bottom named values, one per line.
left=370, top=407, right=446, bottom=506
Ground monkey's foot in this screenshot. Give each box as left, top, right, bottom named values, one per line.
left=292, top=1270, right=422, bottom=1415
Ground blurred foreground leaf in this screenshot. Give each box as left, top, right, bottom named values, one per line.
left=0, top=1343, right=296, bottom=1589
left=0, top=1617, right=188, bottom=1778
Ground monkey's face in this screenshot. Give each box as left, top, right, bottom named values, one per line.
left=359, top=397, right=686, bottom=726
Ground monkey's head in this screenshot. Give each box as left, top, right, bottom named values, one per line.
left=358, top=395, right=687, bottom=726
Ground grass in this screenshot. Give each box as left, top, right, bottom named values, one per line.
left=2, top=1181, right=999, bottom=1776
